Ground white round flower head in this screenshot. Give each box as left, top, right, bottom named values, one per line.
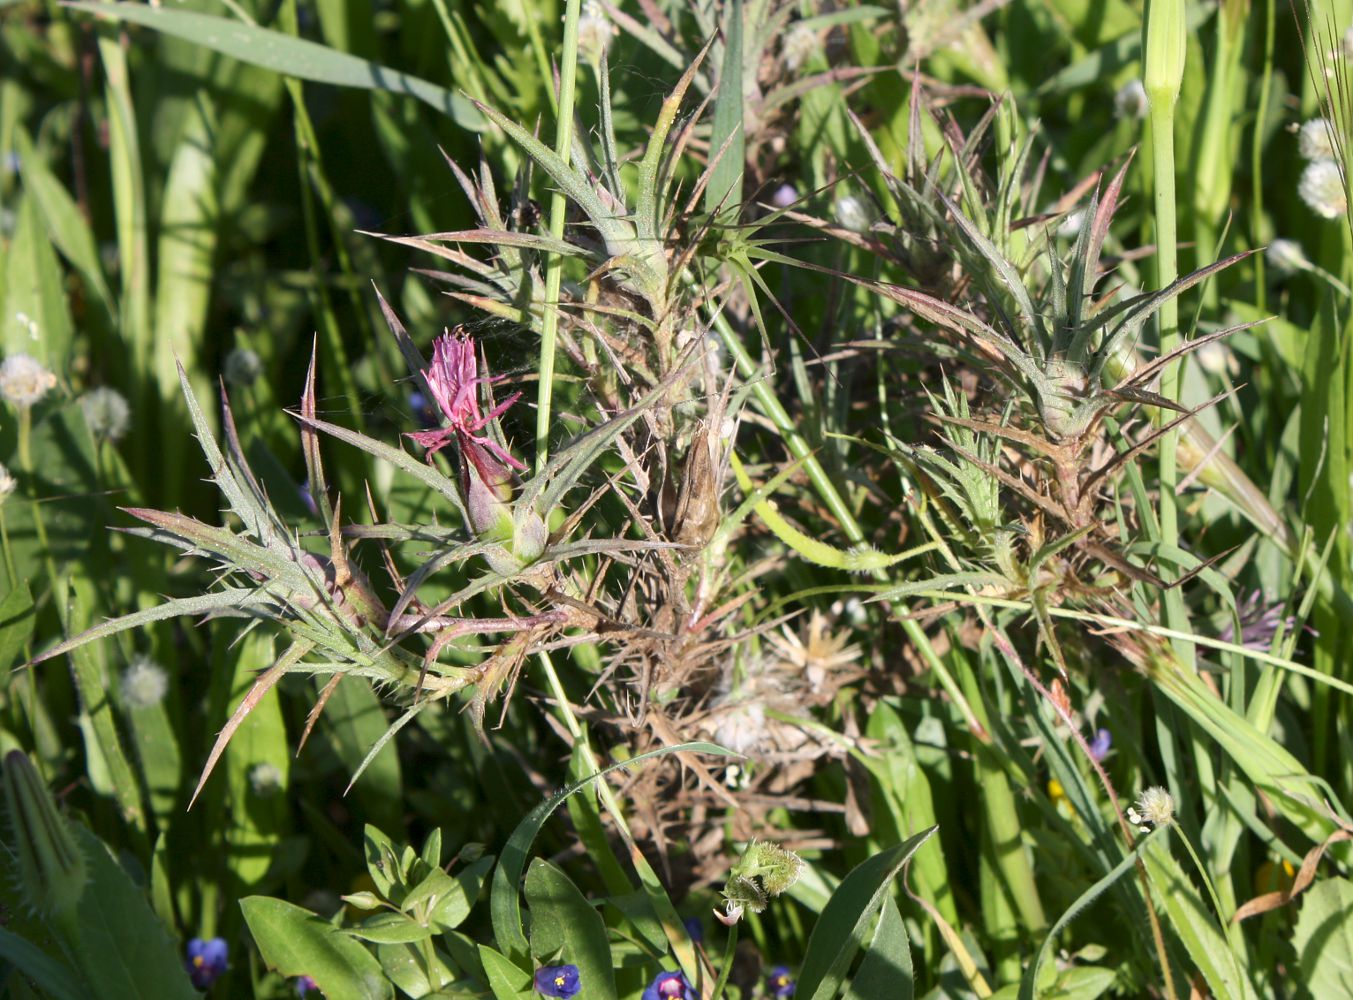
left=1193, top=338, right=1231, bottom=377
left=576, top=1, right=617, bottom=65
left=783, top=22, right=819, bottom=71
left=1114, top=79, right=1148, bottom=120
left=223, top=347, right=263, bottom=386
left=1128, top=786, right=1175, bottom=828
left=1057, top=208, right=1086, bottom=240
left=80, top=386, right=131, bottom=442
left=1298, top=118, right=1337, bottom=161
left=121, top=656, right=169, bottom=709
left=0, top=353, right=56, bottom=408
left=1265, top=238, right=1309, bottom=276
left=833, top=194, right=873, bottom=234
left=1299, top=159, right=1348, bottom=219
left=248, top=762, right=284, bottom=797
left=0, top=463, right=15, bottom=503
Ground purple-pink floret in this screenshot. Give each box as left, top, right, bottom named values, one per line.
left=407, top=332, right=525, bottom=476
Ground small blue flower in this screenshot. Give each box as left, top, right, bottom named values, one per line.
left=767, top=965, right=796, bottom=997
left=683, top=916, right=704, bottom=944
left=642, top=970, right=696, bottom=1000
left=185, top=937, right=228, bottom=990
left=534, top=964, right=581, bottom=998
left=295, top=976, right=319, bottom=997
left=1088, top=728, right=1112, bottom=762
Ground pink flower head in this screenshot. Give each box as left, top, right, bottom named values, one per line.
left=407, top=331, right=525, bottom=479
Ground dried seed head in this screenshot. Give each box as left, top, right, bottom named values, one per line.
left=1298, top=118, right=1337, bottom=161
left=1113, top=79, right=1148, bottom=120
left=121, top=655, right=169, bottom=709
left=80, top=386, right=131, bottom=442
left=0, top=353, right=56, bottom=408
left=1299, top=159, right=1347, bottom=219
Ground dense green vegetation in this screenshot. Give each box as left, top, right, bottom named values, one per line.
left=2, top=0, right=1353, bottom=996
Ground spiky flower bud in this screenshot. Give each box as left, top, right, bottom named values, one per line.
left=1299, top=159, right=1347, bottom=219
left=121, top=655, right=169, bottom=709
left=1128, top=786, right=1175, bottom=828
left=1266, top=238, right=1309, bottom=276
left=1113, top=79, right=1148, bottom=120
left=80, top=386, right=131, bottom=442
left=224, top=347, right=263, bottom=386
left=719, top=840, right=804, bottom=922
left=0, top=353, right=56, bottom=408
left=1298, top=118, right=1337, bottom=161
left=2, top=750, right=87, bottom=918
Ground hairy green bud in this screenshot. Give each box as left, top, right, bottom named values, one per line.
left=3, top=751, right=87, bottom=919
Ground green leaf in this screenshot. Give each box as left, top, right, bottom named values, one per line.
left=1295, top=877, right=1353, bottom=998
left=705, top=0, right=744, bottom=216
left=1020, top=828, right=1164, bottom=1000
left=428, top=856, right=494, bottom=931
left=241, top=897, right=394, bottom=1000
left=797, top=826, right=937, bottom=1000
left=223, top=631, right=291, bottom=887
left=13, top=129, right=115, bottom=324
left=843, top=894, right=912, bottom=1000
left=490, top=742, right=737, bottom=965
left=526, top=860, right=616, bottom=1000
left=477, top=943, right=533, bottom=1000
left=69, top=826, right=200, bottom=1000
left=1, top=193, right=72, bottom=367
left=318, top=676, right=403, bottom=834
left=0, top=582, right=36, bottom=673
left=64, top=2, right=482, bottom=130
left=349, top=912, right=435, bottom=945
left=1142, top=834, right=1254, bottom=1000
left=0, top=927, right=87, bottom=1000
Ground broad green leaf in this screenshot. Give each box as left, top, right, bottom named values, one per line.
left=0, top=582, right=36, bottom=673
left=13, top=129, right=115, bottom=323
left=1142, top=834, right=1254, bottom=1000
left=241, top=897, right=393, bottom=1000
left=65, top=3, right=482, bottom=130
left=490, top=742, right=737, bottom=965
left=797, top=826, right=937, bottom=1000
left=349, top=912, right=435, bottom=945
left=0, top=927, right=87, bottom=1000
left=376, top=941, right=454, bottom=999
left=478, top=943, right=533, bottom=1000
left=843, top=894, right=912, bottom=1000
left=1, top=194, right=72, bottom=366
left=1294, top=877, right=1353, bottom=998
left=526, top=860, right=616, bottom=1000
left=70, top=826, right=200, bottom=1000
left=1020, top=829, right=1164, bottom=1000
